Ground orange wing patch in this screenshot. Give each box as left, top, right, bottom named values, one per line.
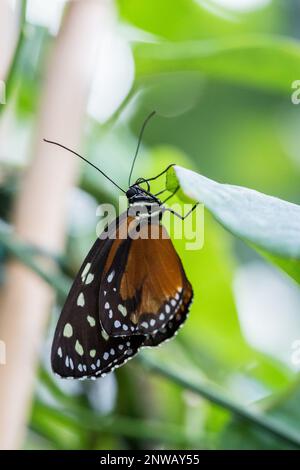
left=99, top=216, right=192, bottom=340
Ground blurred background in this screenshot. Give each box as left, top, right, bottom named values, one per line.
left=0, top=0, right=300, bottom=450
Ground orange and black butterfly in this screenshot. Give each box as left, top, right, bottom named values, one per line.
left=45, top=112, right=197, bottom=380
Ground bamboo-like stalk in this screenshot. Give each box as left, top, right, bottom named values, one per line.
left=0, top=0, right=108, bottom=450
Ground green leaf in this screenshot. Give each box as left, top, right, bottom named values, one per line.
left=166, top=165, right=300, bottom=283
left=256, top=249, right=300, bottom=286
left=134, top=35, right=300, bottom=94
left=117, top=0, right=277, bottom=42
left=219, top=385, right=300, bottom=449
left=31, top=401, right=85, bottom=450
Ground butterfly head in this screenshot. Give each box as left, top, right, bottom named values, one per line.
left=126, top=183, right=160, bottom=206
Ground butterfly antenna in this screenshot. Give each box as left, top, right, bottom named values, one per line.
left=43, top=139, right=126, bottom=194
left=128, top=110, right=156, bottom=186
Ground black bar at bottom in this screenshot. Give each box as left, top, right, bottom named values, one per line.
left=0, top=450, right=298, bottom=465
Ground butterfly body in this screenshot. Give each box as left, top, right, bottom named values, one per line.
left=126, top=184, right=163, bottom=223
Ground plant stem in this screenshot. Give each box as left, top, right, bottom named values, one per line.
left=138, top=354, right=300, bottom=448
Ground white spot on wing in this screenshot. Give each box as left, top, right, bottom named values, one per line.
left=75, top=340, right=84, bottom=356
left=85, top=273, right=94, bottom=285
left=107, top=271, right=115, bottom=283
left=77, top=293, right=85, bottom=307
left=101, top=330, right=109, bottom=341
left=63, top=323, right=73, bottom=338
left=118, top=304, right=127, bottom=317
left=87, top=315, right=96, bottom=327
left=81, top=263, right=91, bottom=281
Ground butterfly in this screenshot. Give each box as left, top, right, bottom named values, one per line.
left=44, top=112, right=197, bottom=380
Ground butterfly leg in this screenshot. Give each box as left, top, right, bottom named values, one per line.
left=155, top=184, right=178, bottom=199
left=154, top=188, right=167, bottom=197
left=164, top=203, right=198, bottom=220
left=161, top=186, right=179, bottom=204
left=141, top=163, right=176, bottom=184
left=134, top=177, right=150, bottom=191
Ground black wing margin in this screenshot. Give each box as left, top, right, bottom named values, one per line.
left=51, top=214, right=145, bottom=379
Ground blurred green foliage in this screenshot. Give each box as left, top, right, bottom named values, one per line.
left=1, top=0, right=300, bottom=450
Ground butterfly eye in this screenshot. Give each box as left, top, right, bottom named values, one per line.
left=126, top=187, right=137, bottom=198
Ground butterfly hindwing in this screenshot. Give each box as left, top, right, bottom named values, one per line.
left=99, top=218, right=193, bottom=345
left=51, top=214, right=145, bottom=379
left=142, top=283, right=193, bottom=347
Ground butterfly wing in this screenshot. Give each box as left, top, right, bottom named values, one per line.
left=142, top=283, right=193, bottom=347
left=51, top=214, right=145, bottom=379
left=99, top=217, right=193, bottom=345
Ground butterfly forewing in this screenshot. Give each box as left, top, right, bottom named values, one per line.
left=99, top=219, right=193, bottom=342
left=51, top=215, right=144, bottom=379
